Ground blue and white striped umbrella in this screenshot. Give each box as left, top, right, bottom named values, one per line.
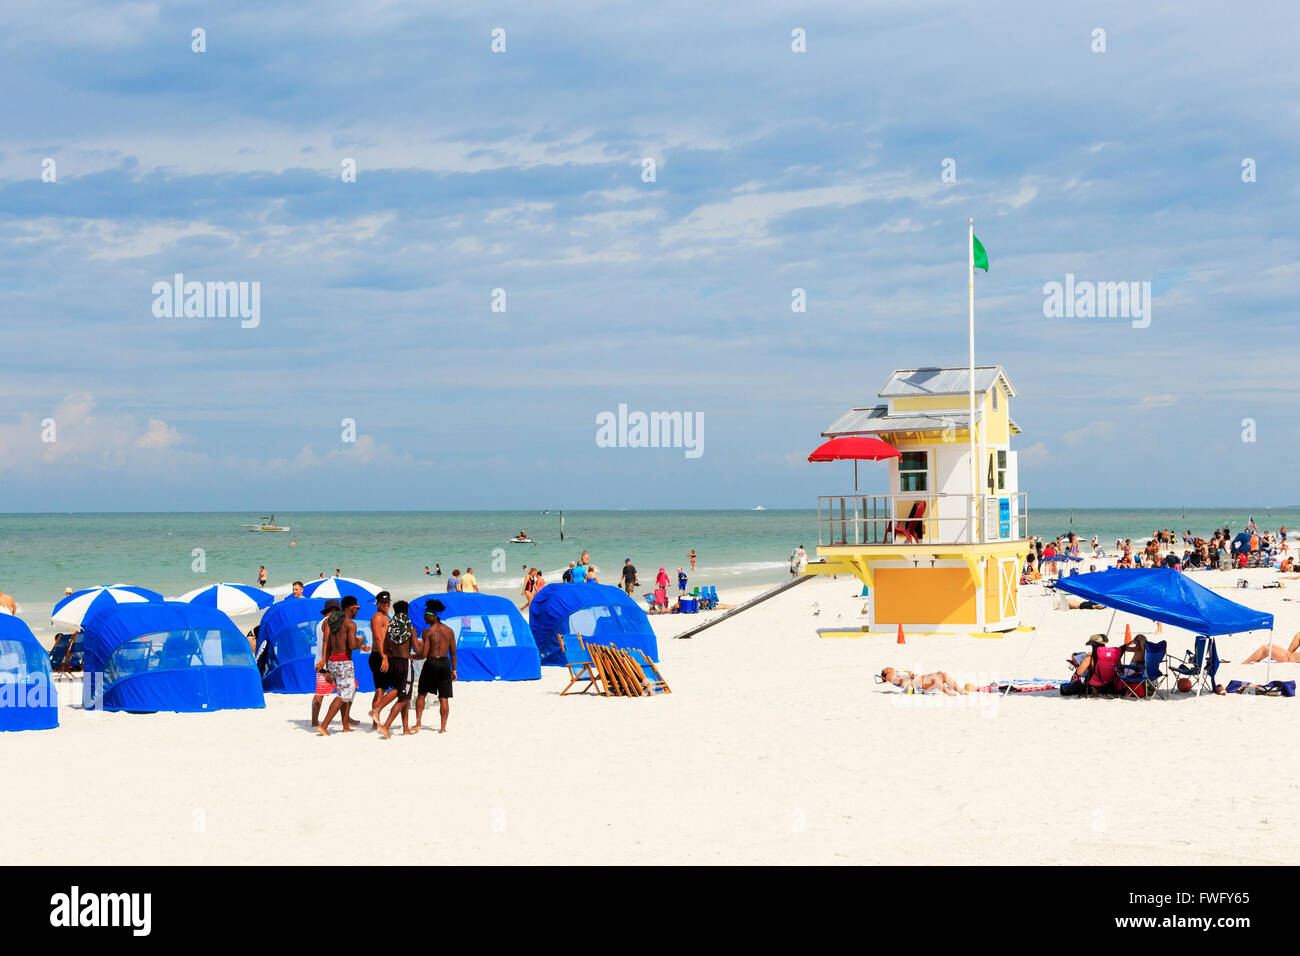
left=176, top=583, right=275, bottom=616
left=301, top=576, right=383, bottom=602
left=52, top=585, right=163, bottom=628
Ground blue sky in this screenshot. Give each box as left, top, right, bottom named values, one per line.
left=1, top=0, right=1298, bottom=511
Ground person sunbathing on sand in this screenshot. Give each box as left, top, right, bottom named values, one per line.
left=1241, top=632, right=1300, bottom=664
left=878, top=666, right=966, bottom=695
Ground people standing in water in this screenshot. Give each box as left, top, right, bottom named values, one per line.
left=447, top=569, right=462, bottom=593
left=580, top=548, right=590, bottom=566
left=461, top=566, right=479, bottom=593
left=688, top=549, right=697, bottom=571
left=413, top=600, right=456, bottom=734
left=316, top=596, right=364, bottom=735
left=258, top=565, right=267, bottom=588
left=367, top=592, right=393, bottom=729
left=377, top=600, right=417, bottom=739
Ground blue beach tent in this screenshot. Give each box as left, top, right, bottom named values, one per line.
left=0, top=615, right=58, bottom=731
left=1054, top=568, right=1273, bottom=635
left=527, top=582, right=659, bottom=666
left=258, top=597, right=375, bottom=694
left=82, top=603, right=265, bottom=713
left=408, top=592, right=541, bottom=681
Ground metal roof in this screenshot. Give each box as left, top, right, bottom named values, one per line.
left=878, top=366, right=1015, bottom=398
left=823, top=405, right=1022, bottom=438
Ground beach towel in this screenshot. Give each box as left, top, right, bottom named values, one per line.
left=974, top=679, right=1060, bottom=694
left=1224, top=680, right=1295, bottom=697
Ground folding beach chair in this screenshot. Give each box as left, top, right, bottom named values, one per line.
left=558, top=633, right=605, bottom=696
left=628, top=648, right=671, bottom=695
left=1170, top=635, right=1218, bottom=694
left=1117, top=639, right=1167, bottom=700
left=885, top=501, right=926, bottom=544
left=1085, top=646, right=1122, bottom=696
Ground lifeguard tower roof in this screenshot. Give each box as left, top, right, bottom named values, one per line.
left=823, top=365, right=1020, bottom=438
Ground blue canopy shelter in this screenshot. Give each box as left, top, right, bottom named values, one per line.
left=527, top=583, right=659, bottom=666
left=1055, top=568, right=1275, bottom=690
left=82, top=603, right=265, bottom=713
left=258, top=598, right=376, bottom=694
left=408, top=592, right=541, bottom=681
left=0, top=615, right=58, bottom=731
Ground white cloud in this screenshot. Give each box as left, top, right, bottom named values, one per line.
left=1062, top=421, right=1118, bottom=448
left=135, top=418, right=183, bottom=449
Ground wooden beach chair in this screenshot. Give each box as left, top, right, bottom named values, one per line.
left=627, top=648, right=671, bottom=695
left=590, top=644, right=638, bottom=696
left=559, top=633, right=605, bottom=696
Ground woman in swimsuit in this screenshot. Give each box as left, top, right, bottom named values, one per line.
left=878, top=666, right=966, bottom=696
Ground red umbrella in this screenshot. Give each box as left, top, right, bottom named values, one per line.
left=807, top=436, right=900, bottom=493
left=807, top=436, right=900, bottom=462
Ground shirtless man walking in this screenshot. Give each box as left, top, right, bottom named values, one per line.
left=413, top=600, right=457, bottom=734
left=377, top=600, right=418, bottom=739
left=316, top=598, right=365, bottom=735
left=367, top=591, right=393, bottom=728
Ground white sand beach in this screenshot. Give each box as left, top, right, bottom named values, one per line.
left=5, top=569, right=1299, bottom=866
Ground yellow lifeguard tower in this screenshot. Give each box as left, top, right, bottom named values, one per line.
left=809, top=365, right=1028, bottom=633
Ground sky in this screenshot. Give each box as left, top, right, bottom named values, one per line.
left=2, top=0, right=1299, bottom=511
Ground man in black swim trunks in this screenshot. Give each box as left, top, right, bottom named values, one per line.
left=413, top=600, right=457, bottom=734
left=377, top=599, right=418, bottom=739
left=367, top=592, right=392, bottom=728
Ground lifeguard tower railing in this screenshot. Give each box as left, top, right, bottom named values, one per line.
left=817, top=492, right=1029, bottom=547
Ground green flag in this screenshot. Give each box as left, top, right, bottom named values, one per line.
left=972, top=233, right=989, bottom=272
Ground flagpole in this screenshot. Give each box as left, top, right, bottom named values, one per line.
left=969, top=218, right=978, bottom=543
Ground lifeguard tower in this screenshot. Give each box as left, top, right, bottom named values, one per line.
left=809, top=366, right=1028, bottom=633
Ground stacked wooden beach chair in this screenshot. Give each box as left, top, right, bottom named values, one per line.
left=558, top=633, right=670, bottom=697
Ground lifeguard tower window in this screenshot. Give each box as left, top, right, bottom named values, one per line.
left=996, top=450, right=1007, bottom=490
left=899, top=451, right=928, bottom=491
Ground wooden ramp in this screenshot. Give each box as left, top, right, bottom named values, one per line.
left=674, top=574, right=814, bottom=640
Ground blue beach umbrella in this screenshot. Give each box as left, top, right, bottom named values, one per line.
left=301, top=576, right=383, bottom=602
left=51, top=585, right=162, bottom=628
left=176, top=583, right=275, bottom=616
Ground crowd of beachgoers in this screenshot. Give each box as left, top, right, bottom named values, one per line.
left=1024, top=523, right=1293, bottom=578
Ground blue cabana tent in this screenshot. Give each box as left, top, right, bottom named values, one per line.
left=258, top=598, right=376, bottom=694
left=1054, top=568, right=1274, bottom=635
left=82, top=602, right=265, bottom=713
left=408, top=592, right=541, bottom=681
left=0, top=615, right=58, bottom=731
left=527, top=583, right=658, bottom=666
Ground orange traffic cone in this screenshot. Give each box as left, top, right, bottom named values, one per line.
left=1124, top=623, right=1132, bottom=646
left=897, top=623, right=906, bottom=644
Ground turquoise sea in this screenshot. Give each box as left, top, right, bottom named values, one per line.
left=2, top=507, right=1296, bottom=637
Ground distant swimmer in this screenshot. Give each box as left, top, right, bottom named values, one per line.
left=688, top=549, right=696, bottom=571
left=580, top=548, right=590, bottom=565
left=434, top=564, right=442, bottom=576
left=258, top=565, right=267, bottom=588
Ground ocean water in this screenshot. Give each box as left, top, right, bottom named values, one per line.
left=2, top=507, right=1295, bottom=636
